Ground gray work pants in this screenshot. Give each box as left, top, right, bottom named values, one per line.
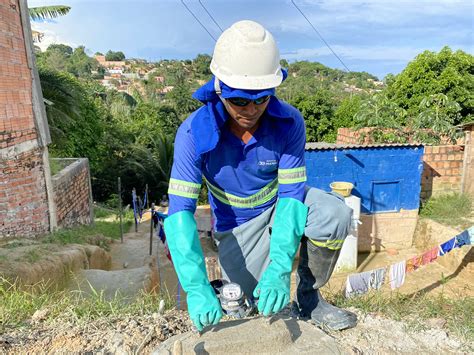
left=213, top=186, right=353, bottom=298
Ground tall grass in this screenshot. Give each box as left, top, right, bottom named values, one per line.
left=0, top=278, right=174, bottom=332
left=420, top=193, right=472, bottom=227
left=42, top=210, right=134, bottom=248
left=329, top=290, right=474, bottom=342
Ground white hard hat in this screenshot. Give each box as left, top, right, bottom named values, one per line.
left=210, top=20, right=283, bottom=90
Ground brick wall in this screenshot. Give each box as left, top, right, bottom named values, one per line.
left=336, top=127, right=467, bottom=199
left=52, top=159, right=93, bottom=229
left=336, top=127, right=369, bottom=145
left=0, top=0, right=36, bottom=150
left=421, top=145, right=464, bottom=199
left=0, top=0, right=51, bottom=238
left=0, top=148, right=50, bottom=237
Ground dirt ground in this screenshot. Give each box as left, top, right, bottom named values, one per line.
left=0, top=212, right=472, bottom=354
left=0, top=305, right=471, bottom=354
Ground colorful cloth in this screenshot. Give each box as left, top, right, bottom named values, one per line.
left=439, top=237, right=456, bottom=256
left=406, top=255, right=423, bottom=273
left=454, top=228, right=473, bottom=248
left=345, top=268, right=386, bottom=298
left=421, top=247, right=438, bottom=265
left=154, top=212, right=171, bottom=262
left=389, top=260, right=406, bottom=290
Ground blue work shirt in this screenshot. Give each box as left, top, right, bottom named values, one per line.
left=168, top=79, right=307, bottom=231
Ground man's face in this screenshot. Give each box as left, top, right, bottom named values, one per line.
left=224, top=99, right=270, bottom=130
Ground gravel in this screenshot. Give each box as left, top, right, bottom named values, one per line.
left=1, top=307, right=471, bottom=354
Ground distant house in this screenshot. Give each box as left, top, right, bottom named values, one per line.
left=108, top=67, right=123, bottom=75
left=94, top=54, right=128, bottom=70
left=343, top=84, right=365, bottom=93
left=94, top=54, right=106, bottom=63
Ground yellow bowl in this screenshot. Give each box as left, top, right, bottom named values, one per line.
left=330, top=181, right=354, bottom=197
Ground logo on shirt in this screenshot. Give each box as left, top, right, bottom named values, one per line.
left=258, top=159, right=277, bottom=166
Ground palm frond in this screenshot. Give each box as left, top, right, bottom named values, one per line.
left=29, top=5, right=71, bottom=21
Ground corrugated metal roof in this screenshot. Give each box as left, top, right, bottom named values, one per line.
left=305, top=142, right=424, bottom=150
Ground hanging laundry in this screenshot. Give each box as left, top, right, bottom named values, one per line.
left=345, top=267, right=386, bottom=298
left=406, top=255, right=423, bottom=273
left=389, top=260, right=406, bottom=290
left=421, top=247, right=438, bottom=265
left=164, top=240, right=173, bottom=264
left=369, top=267, right=386, bottom=289
left=454, top=228, right=473, bottom=248
left=439, top=237, right=456, bottom=256
left=132, top=188, right=139, bottom=224
left=153, top=212, right=171, bottom=262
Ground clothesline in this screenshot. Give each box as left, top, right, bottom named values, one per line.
left=345, top=226, right=474, bottom=298
left=132, top=188, right=148, bottom=224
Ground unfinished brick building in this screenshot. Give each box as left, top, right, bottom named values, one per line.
left=0, top=0, right=56, bottom=238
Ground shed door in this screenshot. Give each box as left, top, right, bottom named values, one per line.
left=370, top=181, right=401, bottom=213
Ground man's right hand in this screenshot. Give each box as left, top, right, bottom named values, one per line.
left=187, top=285, right=223, bottom=331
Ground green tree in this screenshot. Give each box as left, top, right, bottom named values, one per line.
left=38, top=67, right=105, bottom=168
left=333, top=95, right=363, bottom=130
left=105, top=50, right=126, bottom=61
left=289, top=90, right=336, bottom=142
left=386, top=46, right=474, bottom=122
left=37, top=44, right=98, bottom=78
left=192, top=54, right=212, bottom=78
left=121, top=133, right=174, bottom=199
left=166, top=81, right=201, bottom=118
left=47, top=44, right=73, bottom=55
left=67, top=46, right=99, bottom=77
left=130, top=102, right=181, bottom=137
left=354, top=93, right=407, bottom=143
left=411, top=93, right=462, bottom=144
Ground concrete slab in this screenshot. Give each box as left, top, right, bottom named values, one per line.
left=152, top=316, right=346, bottom=355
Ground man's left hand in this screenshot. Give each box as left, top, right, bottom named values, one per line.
left=253, top=265, right=290, bottom=316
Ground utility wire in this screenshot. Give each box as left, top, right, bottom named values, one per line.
left=198, top=0, right=223, bottom=33
left=180, top=0, right=217, bottom=42
left=291, top=0, right=351, bottom=72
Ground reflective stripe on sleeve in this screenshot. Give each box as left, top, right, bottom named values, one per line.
left=206, top=178, right=278, bottom=208
left=168, top=178, right=201, bottom=199
left=278, top=166, right=307, bottom=184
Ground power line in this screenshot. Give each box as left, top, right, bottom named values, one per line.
left=198, top=0, right=223, bottom=33
left=180, top=0, right=217, bottom=42
left=291, top=0, right=351, bottom=72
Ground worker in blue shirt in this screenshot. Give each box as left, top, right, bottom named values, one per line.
left=164, top=20, right=356, bottom=332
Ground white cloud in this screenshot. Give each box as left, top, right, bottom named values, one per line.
left=281, top=44, right=469, bottom=62
left=272, top=0, right=473, bottom=34
left=31, top=23, right=77, bottom=51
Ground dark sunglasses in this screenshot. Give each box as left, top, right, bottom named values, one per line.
left=227, top=95, right=271, bottom=107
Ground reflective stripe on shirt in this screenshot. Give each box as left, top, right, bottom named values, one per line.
left=206, top=178, right=278, bottom=208
left=278, top=166, right=307, bottom=184
left=168, top=178, right=201, bottom=199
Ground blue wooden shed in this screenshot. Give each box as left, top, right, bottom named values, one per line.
left=305, top=143, right=425, bottom=214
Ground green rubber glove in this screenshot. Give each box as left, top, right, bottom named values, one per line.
left=253, top=198, right=308, bottom=316
left=164, top=211, right=222, bottom=331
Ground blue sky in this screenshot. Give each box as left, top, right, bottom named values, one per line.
left=29, top=0, right=473, bottom=79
